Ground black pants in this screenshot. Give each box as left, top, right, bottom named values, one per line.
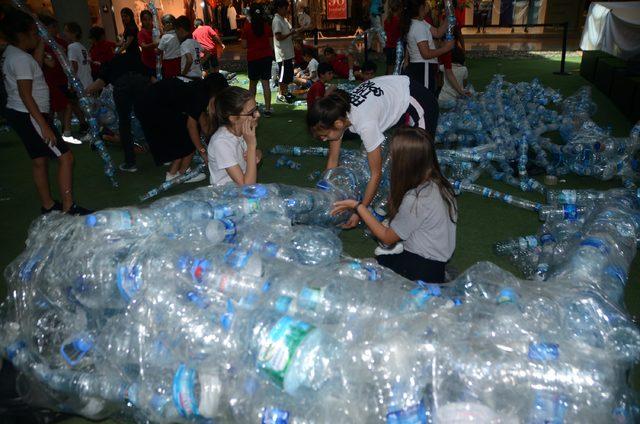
left=376, top=250, right=446, bottom=283
left=394, top=79, right=439, bottom=139
left=113, top=73, right=150, bottom=166
left=405, top=62, right=439, bottom=94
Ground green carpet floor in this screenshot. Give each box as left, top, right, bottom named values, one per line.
left=0, top=55, right=638, bottom=423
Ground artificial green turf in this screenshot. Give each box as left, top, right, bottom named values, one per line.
left=0, top=55, right=638, bottom=422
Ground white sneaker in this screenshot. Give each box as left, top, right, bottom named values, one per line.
left=374, top=242, right=404, bottom=256
left=165, top=172, right=178, bottom=182
left=62, top=134, right=83, bottom=145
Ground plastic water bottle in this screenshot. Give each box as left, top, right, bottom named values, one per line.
left=85, top=208, right=157, bottom=235
left=546, top=188, right=631, bottom=205
left=205, top=218, right=237, bottom=244
left=494, top=235, right=539, bottom=255
left=60, top=332, right=94, bottom=367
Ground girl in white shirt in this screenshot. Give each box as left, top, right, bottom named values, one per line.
left=174, top=16, right=203, bottom=80
left=158, top=14, right=182, bottom=79
left=307, top=75, right=437, bottom=229
left=208, top=87, right=263, bottom=186
left=0, top=6, right=89, bottom=215
left=400, top=0, right=454, bottom=92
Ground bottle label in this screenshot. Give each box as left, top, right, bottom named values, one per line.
left=275, top=296, right=293, bottom=314
left=482, top=188, right=491, bottom=198
left=292, top=147, right=301, bottom=156
left=172, top=364, right=199, bottom=417
left=112, top=210, right=134, bottom=230
left=532, top=392, right=567, bottom=423
left=213, top=205, right=232, bottom=219
left=525, top=235, right=538, bottom=248
left=563, top=204, right=578, bottom=220
left=262, top=407, right=290, bottom=424
left=528, top=342, right=559, bottom=361
left=257, top=316, right=315, bottom=387
left=116, top=265, right=143, bottom=302
left=580, top=237, right=610, bottom=256
left=220, top=219, right=237, bottom=243
left=560, top=190, right=577, bottom=205
left=386, top=399, right=427, bottom=424
left=298, top=287, right=324, bottom=311
left=19, top=256, right=40, bottom=283
left=540, top=233, right=555, bottom=245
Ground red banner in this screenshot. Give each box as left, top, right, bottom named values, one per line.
left=327, top=0, right=347, bottom=20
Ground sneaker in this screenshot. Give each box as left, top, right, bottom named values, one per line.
left=184, top=172, right=206, bottom=183
left=41, top=200, right=62, bottom=215
left=66, top=203, right=93, bottom=216
left=276, top=94, right=288, bottom=103
left=62, top=134, right=83, bottom=145
left=263, top=110, right=273, bottom=118
left=165, top=172, right=179, bottom=182
left=374, top=242, right=404, bottom=256
left=284, top=93, right=296, bottom=104
left=225, top=72, right=237, bottom=81
left=163, top=162, right=172, bottom=166
left=119, top=163, right=138, bottom=173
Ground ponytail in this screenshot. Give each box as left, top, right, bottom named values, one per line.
left=399, top=0, right=424, bottom=43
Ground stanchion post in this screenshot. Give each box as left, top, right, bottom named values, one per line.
left=314, top=28, right=318, bottom=47
left=364, top=32, right=369, bottom=63
left=554, top=22, right=570, bottom=76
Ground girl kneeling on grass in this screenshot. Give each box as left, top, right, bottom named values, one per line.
left=332, top=127, right=457, bottom=283
left=208, top=87, right=262, bottom=186
left=0, top=6, right=90, bottom=215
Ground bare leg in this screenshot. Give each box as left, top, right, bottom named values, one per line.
left=178, top=153, right=195, bottom=174
left=168, top=159, right=181, bottom=175
left=261, top=79, right=271, bottom=111
left=249, top=79, right=258, bottom=98
left=32, top=157, right=54, bottom=209
left=57, top=151, right=74, bottom=211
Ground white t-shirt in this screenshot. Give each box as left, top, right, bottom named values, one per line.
left=180, top=38, right=203, bottom=78
left=347, top=75, right=411, bottom=153
left=68, top=41, right=93, bottom=88
left=227, top=6, right=238, bottom=30
left=306, top=58, right=319, bottom=79
left=407, top=19, right=437, bottom=64
left=208, top=126, right=248, bottom=186
left=297, top=12, right=311, bottom=29
left=2, top=45, right=50, bottom=113
left=272, top=13, right=294, bottom=62
left=158, top=31, right=181, bottom=60
left=439, top=64, right=468, bottom=105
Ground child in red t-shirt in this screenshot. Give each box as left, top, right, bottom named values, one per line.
left=323, top=46, right=355, bottom=80
left=138, top=10, right=158, bottom=74
left=88, top=26, right=115, bottom=78
left=383, top=0, right=401, bottom=75
left=307, top=62, right=335, bottom=108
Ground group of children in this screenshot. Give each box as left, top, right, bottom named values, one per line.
left=1, top=1, right=457, bottom=283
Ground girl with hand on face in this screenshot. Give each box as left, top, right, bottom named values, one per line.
left=332, top=127, right=457, bottom=283
left=208, top=86, right=262, bottom=186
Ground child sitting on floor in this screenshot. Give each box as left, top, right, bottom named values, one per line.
left=306, top=62, right=335, bottom=108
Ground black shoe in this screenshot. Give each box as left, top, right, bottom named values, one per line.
left=40, top=200, right=62, bottom=215
left=284, top=93, right=296, bottom=104
left=66, top=204, right=93, bottom=216
left=119, top=163, right=138, bottom=173
left=263, top=110, right=273, bottom=118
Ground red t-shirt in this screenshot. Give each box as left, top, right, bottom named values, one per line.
left=193, top=25, right=219, bottom=55
left=307, top=80, right=325, bottom=107
left=439, top=51, right=452, bottom=69
left=89, top=40, right=116, bottom=74
left=241, top=21, right=273, bottom=62
left=138, top=28, right=156, bottom=69
left=43, top=36, right=68, bottom=86
left=329, top=54, right=349, bottom=78
left=384, top=15, right=400, bottom=48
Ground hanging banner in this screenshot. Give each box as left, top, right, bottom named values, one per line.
left=327, top=0, right=347, bottom=20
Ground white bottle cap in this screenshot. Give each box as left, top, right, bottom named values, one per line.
left=198, top=371, right=221, bottom=418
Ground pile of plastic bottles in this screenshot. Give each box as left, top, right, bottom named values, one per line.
left=2, top=181, right=640, bottom=423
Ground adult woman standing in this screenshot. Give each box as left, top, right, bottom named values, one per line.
left=118, top=8, right=140, bottom=58
left=400, top=0, right=454, bottom=93
left=241, top=4, right=274, bottom=116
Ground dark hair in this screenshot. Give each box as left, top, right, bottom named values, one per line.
left=194, top=18, right=204, bottom=27
left=65, top=22, right=82, bottom=39
left=386, top=0, right=402, bottom=16
left=202, top=73, right=230, bottom=134
left=0, top=6, right=35, bottom=44
left=215, top=86, right=254, bottom=126
left=273, top=0, right=289, bottom=12
left=306, top=90, right=350, bottom=134
left=249, top=4, right=267, bottom=37
left=302, top=47, right=316, bottom=58
left=174, top=15, right=192, bottom=32
left=38, top=14, right=57, bottom=27
left=317, top=62, right=333, bottom=76
left=388, top=127, right=457, bottom=223
left=361, top=60, right=377, bottom=73
left=89, top=26, right=105, bottom=41
left=323, top=46, right=335, bottom=56
left=120, top=8, right=137, bottom=29
left=161, top=14, right=176, bottom=27
left=400, top=0, right=425, bottom=43
left=140, top=10, right=152, bottom=20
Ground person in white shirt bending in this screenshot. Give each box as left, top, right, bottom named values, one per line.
left=208, top=86, right=263, bottom=186
left=307, top=75, right=438, bottom=228
left=174, top=15, right=203, bottom=80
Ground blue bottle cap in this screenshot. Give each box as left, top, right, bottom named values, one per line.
left=497, top=288, right=517, bottom=304
left=74, top=336, right=94, bottom=352
left=85, top=214, right=97, bottom=227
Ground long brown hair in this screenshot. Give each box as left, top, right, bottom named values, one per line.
left=387, top=127, right=457, bottom=223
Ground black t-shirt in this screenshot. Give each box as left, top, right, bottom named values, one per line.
left=123, top=25, right=140, bottom=57
left=97, top=54, right=149, bottom=85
